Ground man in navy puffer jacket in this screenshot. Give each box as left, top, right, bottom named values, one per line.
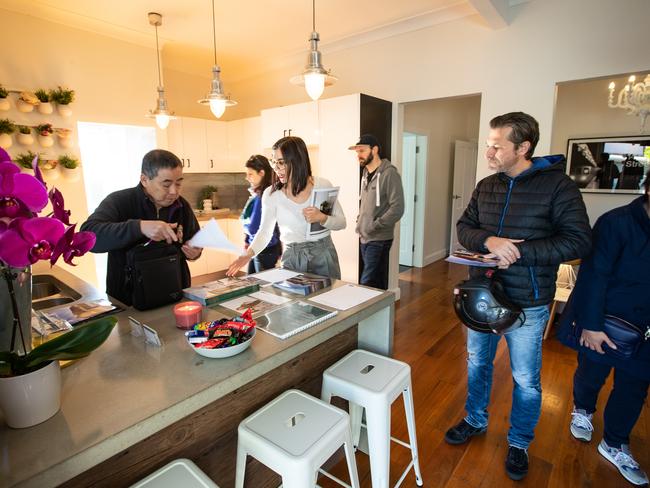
left=445, top=112, right=592, bottom=481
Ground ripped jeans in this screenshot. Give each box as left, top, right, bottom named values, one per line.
left=464, top=305, right=549, bottom=449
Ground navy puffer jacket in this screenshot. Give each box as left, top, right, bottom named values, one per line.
left=456, top=155, right=592, bottom=308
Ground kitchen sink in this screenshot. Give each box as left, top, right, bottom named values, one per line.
left=32, top=274, right=82, bottom=311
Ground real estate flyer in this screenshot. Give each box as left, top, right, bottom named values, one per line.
left=306, top=186, right=339, bottom=238
left=219, top=290, right=292, bottom=317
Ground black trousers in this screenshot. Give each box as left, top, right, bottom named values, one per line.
left=573, top=351, right=649, bottom=448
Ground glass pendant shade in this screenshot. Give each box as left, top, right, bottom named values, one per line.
left=209, top=99, right=227, bottom=118
left=155, top=114, right=170, bottom=130
left=304, top=73, right=326, bottom=101
left=198, top=65, right=236, bottom=119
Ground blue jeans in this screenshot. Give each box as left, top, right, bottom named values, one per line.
left=247, top=242, right=282, bottom=274
left=359, top=240, right=393, bottom=290
left=464, top=305, right=549, bottom=449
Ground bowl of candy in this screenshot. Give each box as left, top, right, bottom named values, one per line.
left=185, top=309, right=256, bottom=358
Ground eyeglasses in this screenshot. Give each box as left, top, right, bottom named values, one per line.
left=270, top=158, right=286, bottom=169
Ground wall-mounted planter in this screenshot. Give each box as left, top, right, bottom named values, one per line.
left=16, top=100, right=35, bottom=113
left=38, top=134, right=54, bottom=147
left=0, top=98, right=9, bottom=111
left=60, top=166, right=80, bottom=182
left=37, top=102, right=53, bottom=115
left=58, top=135, right=73, bottom=149
left=16, top=133, right=34, bottom=146
left=0, top=133, right=13, bottom=149
left=40, top=161, right=60, bottom=181
left=57, top=104, right=72, bottom=117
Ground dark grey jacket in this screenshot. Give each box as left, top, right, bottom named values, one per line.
left=356, top=159, right=405, bottom=243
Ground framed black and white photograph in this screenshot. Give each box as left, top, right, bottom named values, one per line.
left=566, top=136, right=650, bottom=193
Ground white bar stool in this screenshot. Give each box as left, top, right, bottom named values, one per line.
left=235, top=389, right=360, bottom=488
left=130, top=458, right=219, bottom=487
left=321, top=349, right=423, bottom=488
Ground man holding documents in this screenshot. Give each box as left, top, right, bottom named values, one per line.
left=81, top=149, right=201, bottom=304
left=349, top=134, right=404, bottom=290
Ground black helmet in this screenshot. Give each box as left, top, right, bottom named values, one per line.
left=453, top=272, right=524, bottom=334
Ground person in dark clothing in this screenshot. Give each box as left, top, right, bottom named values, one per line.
left=616, top=154, right=645, bottom=190
left=241, top=155, right=281, bottom=273
left=557, top=178, right=650, bottom=486
left=597, top=152, right=620, bottom=190
left=80, top=149, right=201, bottom=305
left=444, top=112, right=592, bottom=481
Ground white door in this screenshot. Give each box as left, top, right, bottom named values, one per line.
left=449, top=140, right=478, bottom=252
left=399, top=134, right=417, bottom=266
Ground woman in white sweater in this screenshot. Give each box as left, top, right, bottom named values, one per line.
left=227, top=136, right=346, bottom=279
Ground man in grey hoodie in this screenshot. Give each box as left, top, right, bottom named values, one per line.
left=349, top=134, right=405, bottom=289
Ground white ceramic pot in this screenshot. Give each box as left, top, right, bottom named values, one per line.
left=41, top=166, right=60, bottom=181
left=17, top=133, right=34, bottom=146
left=0, top=360, right=62, bottom=428
left=37, top=102, right=53, bottom=115
left=57, top=104, right=72, bottom=117
left=61, top=166, right=80, bottom=182
left=0, top=98, right=9, bottom=111
left=58, top=135, right=73, bottom=149
left=16, top=100, right=35, bottom=113
left=0, top=133, right=12, bottom=149
left=38, top=134, right=54, bottom=147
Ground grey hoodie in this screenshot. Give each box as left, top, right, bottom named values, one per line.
left=356, top=158, right=405, bottom=243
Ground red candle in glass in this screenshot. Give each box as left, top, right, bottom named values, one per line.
left=173, top=301, right=203, bottom=329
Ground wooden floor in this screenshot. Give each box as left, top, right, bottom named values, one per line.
left=322, top=260, right=649, bottom=487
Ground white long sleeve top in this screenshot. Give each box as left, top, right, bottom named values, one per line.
left=249, top=176, right=346, bottom=256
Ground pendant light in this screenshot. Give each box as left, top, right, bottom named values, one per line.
left=146, top=12, right=176, bottom=130
left=290, top=0, right=337, bottom=101
left=198, top=0, right=237, bottom=118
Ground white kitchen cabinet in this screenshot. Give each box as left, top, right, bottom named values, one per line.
left=165, top=118, right=184, bottom=159
left=180, top=117, right=209, bottom=173
left=261, top=101, right=319, bottom=149
left=205, top=120, right=228, bottom=172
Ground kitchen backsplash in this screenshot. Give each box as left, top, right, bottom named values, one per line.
left=182, top=173, right=249, bottom=211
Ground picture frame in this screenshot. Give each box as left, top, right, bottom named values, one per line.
left=566, top=135, right=650, bottom=194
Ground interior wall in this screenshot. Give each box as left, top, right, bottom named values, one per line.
left=403, top=95, right=481, bottom=265
left=0, top=8, right=160, bottom=287
left=552, top=74, right=650, bottom=225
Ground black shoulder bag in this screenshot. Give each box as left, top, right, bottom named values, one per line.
left=125, top=241, right=184, bottom=310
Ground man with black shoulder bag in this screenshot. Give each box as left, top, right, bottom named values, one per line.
left=81, top=149, right=202, bottom=309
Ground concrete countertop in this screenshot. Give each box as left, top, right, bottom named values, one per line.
left=2, top=267, right=395, bottom=488
left=193, top=209, right=243, bottom=221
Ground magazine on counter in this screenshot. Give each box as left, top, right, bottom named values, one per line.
left=38, top=299, right=119, bottom=327
left=272, top=274, right=332, bottom=296
left=183, top=276, right=262, bottom=306
left=306, top=187, right=339, bottom=238
left=219, top=290, right=292, bottom=317
left=445, top=250, right=500, bottom=267
left=257, top=301, right=338, bottom=339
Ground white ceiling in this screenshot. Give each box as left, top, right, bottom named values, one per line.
left=0, top=0, right=521, bottom=81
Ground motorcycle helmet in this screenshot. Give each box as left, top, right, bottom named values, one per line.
left=453, top=271, right=525, bottom=334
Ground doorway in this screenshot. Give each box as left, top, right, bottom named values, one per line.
left=449, top=140, right=478, bottom=252
left=399, top=132, right=427, bottom=267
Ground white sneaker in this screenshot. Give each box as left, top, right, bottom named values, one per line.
left=598, top=439, right=649, bottom=486
left=570, top=407, right=594, bottom=442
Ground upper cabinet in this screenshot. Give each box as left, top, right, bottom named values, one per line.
left=261, top=101, right=319, bottom=149
left=205, top=120, right=228, bottom=172
left=166, top=117, right=209, bottom=173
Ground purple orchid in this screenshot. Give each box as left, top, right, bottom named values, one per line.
left=0, top=157, right=48, bottom=220
left=49, top=188, right=71, bottom=225
left=0, top=217, right=65, bottom=267
left=50, top=224, right=96, bottom=266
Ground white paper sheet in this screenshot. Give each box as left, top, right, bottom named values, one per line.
left=308, top=284, right=383, bottom=310
left=249, top=268, right=301, bottom=284
left=187, top=218, right=241, bottom=253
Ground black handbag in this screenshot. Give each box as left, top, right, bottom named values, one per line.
left=125, top=241, right=185, bottom=310
left=573, top=315, right=650, bottom=360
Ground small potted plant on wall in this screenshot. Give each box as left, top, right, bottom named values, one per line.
left=0, top=118, right=16, bottom=149
left=58, top=154, right=80, bottom=181
left=0, top=85, right=9, bottom=111
left=55, top=128, right=74, bottom=148
left=36, top=123, right=54, bottom=147
left=16, top=91, right=39, bottom=113
left=50, top=86, right=75, bottom=117
left=35, top=89, right=53, bottom=115
left=39, top=156, right=59, bottom=181
left=14, top=151, right=38, bottom=173
left=16, top=126, right=34, bottom=146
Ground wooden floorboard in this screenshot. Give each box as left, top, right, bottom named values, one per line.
left=319, top=260, right=649, bottom=488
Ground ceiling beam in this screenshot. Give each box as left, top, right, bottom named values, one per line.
left=468, top=0, right=510, bottom=29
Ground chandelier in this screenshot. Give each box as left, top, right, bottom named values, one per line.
left=608, top=74, right=650, bottom=130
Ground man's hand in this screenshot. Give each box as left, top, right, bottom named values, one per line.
left=303, top=206, right=327, bottom=224
left=140, top=220, right=179, bottom=244
left=580, top=329, right=617, bottom=354
left=484, top=236, right=524, bottom=268
left=181, top=243, right=202, bottom=261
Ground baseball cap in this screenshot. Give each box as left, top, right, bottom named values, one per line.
left=348, top=134, right=381, bottom=150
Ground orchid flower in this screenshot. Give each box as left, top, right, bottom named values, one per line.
left=0, top=217, right=65, bottom=267
left=0, top=150, right=48, bottom=220
left=49, top=188, right=71, bottom=225
left=50, top=224, right=96, bottom=266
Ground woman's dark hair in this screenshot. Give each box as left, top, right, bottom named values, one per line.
left=489, top=112, right=539, bottom=160
left=271, top=136, right=312, bottom=196
left=245, top=155, right=273, bottom=195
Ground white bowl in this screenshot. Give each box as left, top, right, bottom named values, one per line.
left=186, top=328, right=255, bottom=358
